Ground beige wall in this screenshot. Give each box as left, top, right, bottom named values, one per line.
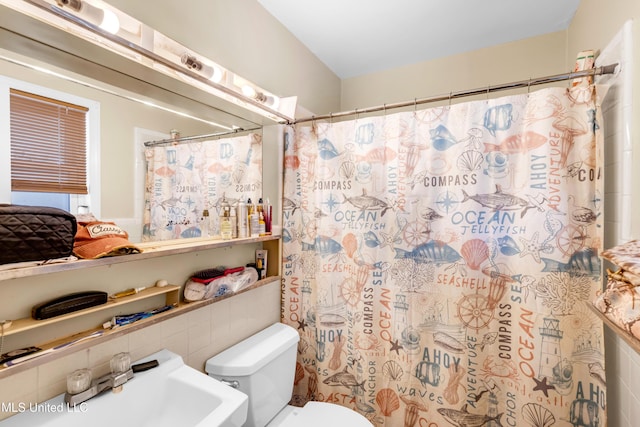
left=340, top=31, right=568, bottom=110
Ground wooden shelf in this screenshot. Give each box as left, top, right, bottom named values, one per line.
left=1, top=285, right=180, bottom=337
left=589, top=303, right=640, bottom=354
left=0, top=234, right=280, bottom=282
left=0, top=276, right=280, bottom=378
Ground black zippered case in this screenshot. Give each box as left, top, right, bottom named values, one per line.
left=0, top=204, right=77, bottom=265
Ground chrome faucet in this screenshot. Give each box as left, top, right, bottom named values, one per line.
left=64, top=352, right=133, bottom=406
left=64, top=368, right=134, bottom=405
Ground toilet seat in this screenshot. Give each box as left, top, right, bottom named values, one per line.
left=267, top=402, right=372, bottom=427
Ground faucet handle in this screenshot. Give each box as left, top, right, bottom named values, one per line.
left=67, top=368, right=92, bottom=395
left=110, top=352, right=131, bottom=374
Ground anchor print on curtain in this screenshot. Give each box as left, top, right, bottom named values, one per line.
left=282, top=85, right=606, bottom=427
left=143, top=133, right=262, bottom=241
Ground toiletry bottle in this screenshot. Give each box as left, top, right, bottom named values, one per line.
left=257, top=198, right=264, bottom=216
left=258, top=211, right=266, bottom=236
left=220, top=217, right=232, bottom=240
left=249, top=198, right=259, bottom=237
left=201, top=209, right=210, bottom=237
left=238, top=200, right=248, bottom=238
left=220, top=195, right=232, bottom=240
left=250, top=213, right=259, bottom=238
left=230, top=205, right=238, bottom=239
left=263, top=197, right=272, bottom=234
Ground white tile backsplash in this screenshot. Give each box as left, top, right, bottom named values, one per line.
left=0, top=281, right=280, bottom=421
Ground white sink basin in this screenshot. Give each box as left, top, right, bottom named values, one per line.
left=1, top=349, right=248, bottom=427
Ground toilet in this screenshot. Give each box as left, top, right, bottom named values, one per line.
left=205, top=323, right=372, bottom=427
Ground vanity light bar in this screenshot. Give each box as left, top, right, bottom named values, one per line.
left=2, top=0, right=296, bottom=122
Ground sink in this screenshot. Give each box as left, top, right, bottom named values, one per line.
left=0, top=349, right=248, bottom=427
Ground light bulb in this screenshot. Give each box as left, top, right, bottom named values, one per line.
left=99, top=9, right=120, bottom=34
left=180, top=54, right=221, bottom=82
left=241, top=85, right=256, bottom=98
left=210, top=66, right=223, bottom=83
left=241, top=85, right=267, bottom=103
left=58, top=0, right=120, bottom=34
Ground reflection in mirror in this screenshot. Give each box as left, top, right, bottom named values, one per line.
left=142, top=130, right=264, bottom=242
left=0, top=3, right=278, bottom=244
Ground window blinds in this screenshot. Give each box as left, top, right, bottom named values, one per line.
left=10, top=88, right=89, bottom=194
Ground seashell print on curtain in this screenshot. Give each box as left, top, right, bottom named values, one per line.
left=143, top=133, right=262, bottom=241
left=282, top=85, right=607, bottom=427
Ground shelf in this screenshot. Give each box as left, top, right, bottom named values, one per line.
left=1, top=285, right=180, bottom=337
left=588, top=303, right=640, bottom=354
left=0, top=234, right=281, bottom=282
left=0, top=276, right=280, bottom=379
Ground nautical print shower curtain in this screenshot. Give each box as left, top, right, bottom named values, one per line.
left=143, top=132, right=262, bottom=241
left=282, top=85, right=606, bottom=427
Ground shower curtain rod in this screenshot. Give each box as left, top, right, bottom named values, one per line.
left=290, top=63, right=619, bottom=125
left=143, top=126, right=262, bottom=147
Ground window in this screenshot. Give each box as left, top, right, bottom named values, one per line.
left=0, top=76, right=100, bottom=216
left=10, top=89, right=88, bottom=194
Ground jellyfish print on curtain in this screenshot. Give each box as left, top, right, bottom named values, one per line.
left=281, top=85, right=607, bottom=427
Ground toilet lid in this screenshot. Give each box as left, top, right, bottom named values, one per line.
left=273, top=402, right=372, bottom=427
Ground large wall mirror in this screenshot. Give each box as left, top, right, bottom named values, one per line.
left=0, top=3, right=282, bottom=244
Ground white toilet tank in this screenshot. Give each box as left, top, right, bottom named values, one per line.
left=206, top=323, right=300, bottom=427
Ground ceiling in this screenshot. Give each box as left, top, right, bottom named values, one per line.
left=257, top=0, right=581, bottom=79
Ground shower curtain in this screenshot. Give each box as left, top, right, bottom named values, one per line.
left=282, top=85, right=606, bottom=427
left=143, top=132, right=262, bottom=241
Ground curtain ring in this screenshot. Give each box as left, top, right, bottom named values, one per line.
left=527, top=77, right=532, bottom=94
left=329, top=112, right=333, bottom=126
left=354, top=108, right=359, bottom=120
left=449, top=91, right=453, bottom=107
left=414, top=98, right=418, bottom=112
left=486, top=84, right=491, bottom=99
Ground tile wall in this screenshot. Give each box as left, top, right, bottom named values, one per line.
left=596, top=21, right=638, bottom=427
left=0, top=280, right=281, bottom=421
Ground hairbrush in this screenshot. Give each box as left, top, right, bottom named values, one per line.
left=190, top=267, right=224, bottom=284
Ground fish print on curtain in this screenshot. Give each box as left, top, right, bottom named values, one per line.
left=282, top=85, right=606, bottom=427
left=143, top=133, right=262, bottom=241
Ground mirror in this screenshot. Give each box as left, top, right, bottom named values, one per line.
left=0, top=3, right=278, bottom=243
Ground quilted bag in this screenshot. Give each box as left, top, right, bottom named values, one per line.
left=0, top=204, right=77, bottom=265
